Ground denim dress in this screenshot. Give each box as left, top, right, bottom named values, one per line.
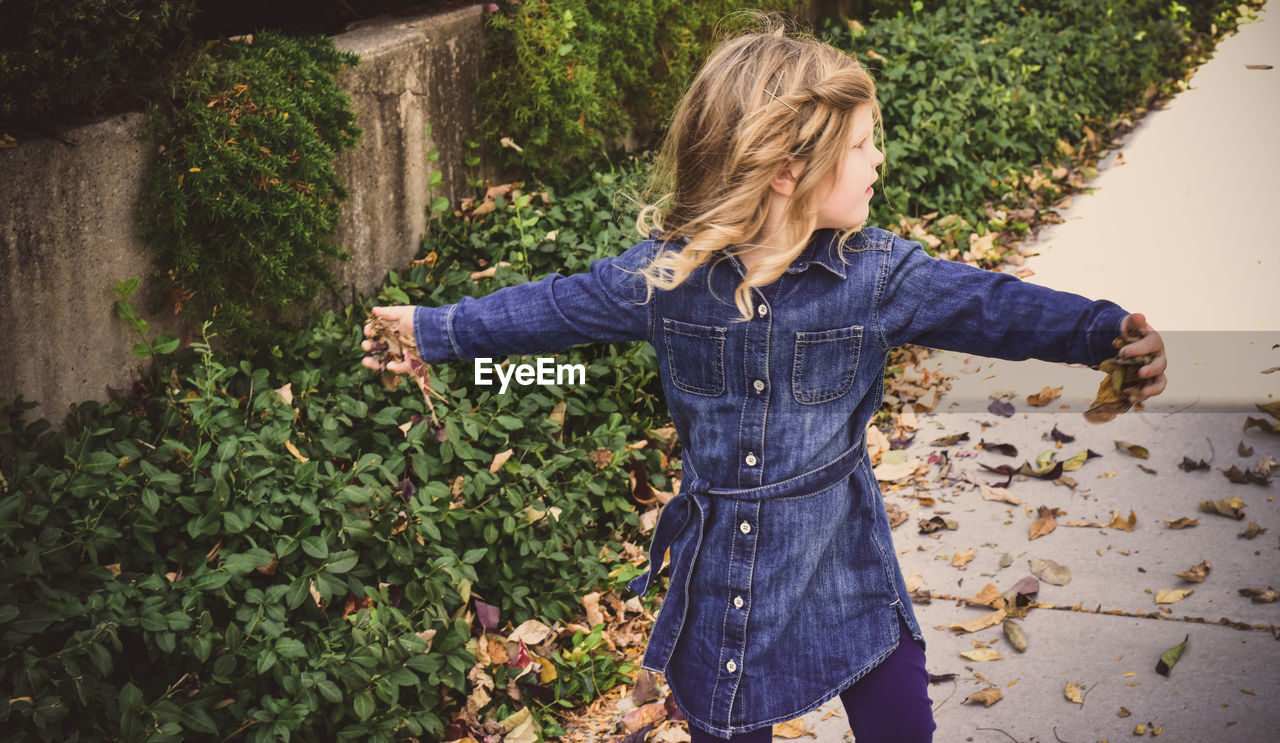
left=414, top=227, right=1129, bottom=737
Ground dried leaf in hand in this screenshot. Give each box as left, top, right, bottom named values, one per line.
left=1199, top=497, right=1246, bottom=520
left=964, top=687, right=1003, bottom=707
left=1155, top=634, right=1189, bottom=676
left=1164, top=516, right=1199, bottom=530
left=1238, top=522, right=1266, bottom=539
left=961, top=648, right=1004, bottom=662
left=1155, top=588, right=1193, bottom=604
left=1085, top=328, right=1150, bottom=423
left=1029, top=506, right=1061, bottom=541
left=1176, top=560, right=1211, bottom=583
left=1003, top=619, right=1027, bottom=652
left=1030, top=557, right=1071, bottom=585
left=1114, top=440, right=1150, bottom=459
left=1238, top=587, right=1278, bottom=603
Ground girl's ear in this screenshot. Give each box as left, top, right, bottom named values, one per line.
left=769, top=160, right=805, bottom=198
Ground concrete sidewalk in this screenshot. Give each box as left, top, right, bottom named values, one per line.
left=790, top=6, right=1280, bottom=742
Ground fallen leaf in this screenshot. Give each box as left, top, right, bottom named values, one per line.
left=1003, top=619, right=1027, bottom=652
left=952, top=548, right=977, bottom=567
left=1237, top=522, right=1266, bottom=539
left=1134, top=723, right=1148, bottom=735
left=582, top=592, right=605, bottom=627
left=1178, top=457, right=1211, bottom=472
left=964, top=687, right=1003, bottom=707
left=979, top=440, right=1018, bottom=457
left=620, top=701, right=665, bottom=734
left=284, top=439, right=309, bottom=462
left=1029, top=506, right=1061, bottom=541
left=500, top=706, right=538, bottom=743
left=1164, top=516, right=1199, bottom=529
left=507, top=619, right=552, bottom=645
left=1199, top=497, right=1246, bottom=520
left=1065, top=680, right=1084, bottom=705
left=961, top=648, right=1004, bottom=662
left=1030, top=558, right=1071, bottom=586
left=919, top=516, right=957, bottom=534
left=1155, top=588, right=1193, bottom=604
left=1048, top=425, right=1076, bottom=444
left=1027, top=385, right=1063, bottom=407
left=1155, top=634, right=1189, bottom=676
left=950, top=609, right=1006, bottom=633
left=489, top=449, right=514, bottom=474
left=1176, top=560, right=1211, bottom=583
left=972, top=583, right=1005, bottom=609
left=932, top=432, right=970, bottom=446
left=772, top=718, right=814, bottom=739
left=884, top=502, right=908, bottom=529
left=874, top=456, right=924, bottom=482
left=1238, top=587, right=1278, bottom=603
left=1115, top=440, right=1150, bottom=459
left=988, top=398, right=1016, bottom=417
left=1238, top=441, right=1255, bottom=457
left=632, top=671, right=659, bottom=706
left=1109, top=509, right=1137, bottom=531
left=275, top=382, right=293, bottom=406
left=1118, top=706, right=1132, bottom=718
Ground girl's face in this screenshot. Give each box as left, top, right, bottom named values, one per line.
left=813, top=105, right=883, bottom=231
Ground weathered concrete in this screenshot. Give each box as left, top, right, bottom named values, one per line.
left=0, top=3, right=491, bottom=427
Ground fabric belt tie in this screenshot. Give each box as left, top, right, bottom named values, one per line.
left=627, top=436, right=869, bottom=600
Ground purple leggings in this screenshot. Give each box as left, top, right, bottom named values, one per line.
left=687, top=612, right=935, bottom=742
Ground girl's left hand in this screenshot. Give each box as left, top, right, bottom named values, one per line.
left=1118, top=313, right=1167, bottom=403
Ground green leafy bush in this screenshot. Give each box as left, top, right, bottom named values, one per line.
left=478, top=0, right=800, bottom=175
left=136, top=30, right=362, bottom=348
left=826, top=0, right=1247, bottom=226
left=0, top=0, right=196, bottom=126
left=0, top=162, right=672, bottom=742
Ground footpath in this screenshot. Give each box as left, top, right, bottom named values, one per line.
left=790, top=5, right=1280, bottom=742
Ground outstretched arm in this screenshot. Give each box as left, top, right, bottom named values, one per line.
left=361, top=239, right=660, bottom=374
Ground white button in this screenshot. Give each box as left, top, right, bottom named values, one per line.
left=757, top=304, right=768, bottom=317
left=734, top=596, right=744, bottom=608
left=753, top=379, right=765, bottom=392
left=726, top=660, right=738, bottom=672
left=739, top=521, right=752, bottom=534
left=745, top=453, right=758, bottom=466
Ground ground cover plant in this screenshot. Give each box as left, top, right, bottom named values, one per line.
left=0, top=1, right=1260, bottom=741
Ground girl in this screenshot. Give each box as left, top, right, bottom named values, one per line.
left=362, top=18, right=1167, bottom=743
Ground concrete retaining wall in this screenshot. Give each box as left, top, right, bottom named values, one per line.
left=0, top=4, right=490, bottom=427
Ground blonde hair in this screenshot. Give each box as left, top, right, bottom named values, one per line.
left=635, top=14, right=882, bottom=321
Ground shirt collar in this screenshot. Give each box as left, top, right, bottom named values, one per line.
left=782, top=229, right=849, bottom=279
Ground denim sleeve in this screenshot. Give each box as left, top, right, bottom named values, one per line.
left=412, top=240, right=659, bottom=363
left=876, top=235, right=1129, bottom=367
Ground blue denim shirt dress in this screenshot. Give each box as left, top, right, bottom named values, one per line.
left=413, top=226, right=1129, bottom=737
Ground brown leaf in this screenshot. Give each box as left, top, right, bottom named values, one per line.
left=1238, top=522, right=1266, bottom=539
left=979, top=439, right=1018, bottom=457
left=952, top=548, right=977, bottom=567
left=488, top=449, right=514, bottom=474
left=1108, top=509, right=1137, bottom=531
left=972, top=583, right=1006, bottom=609
left=1199, top=497, right=1246, bottom=520
left=960, top=648, right=1004, bottom=662
left=1030, top=557, right=1071, bottom=585
left=1064, top=681, right=1085, bottom=705
left=1114, top=440, right=1150, bottom=459
left=979, top=482, right=1019, bottom=505
left=1239, top=586, right=1278, bottom=603
left=949, top=609, right=1006, bottom=633
left=964, top=687, right=1003, bottom=707
left=284, top=439, right=309, bottom=462
left=582, top=592, right=605, bottom=628
left=621, top=701, right=666, bottom=734
left=1164, top=516, right=1199, bottom=530
left=884, top=502, right=908, bottom=529
left=589, top=447, right=613, bottom=468
left=1155, top=588, right=1193, bottom=604
left=1176, top=560, right=1211, bottom=583
left=1003, top=619, right=1027, bottom=652
left=632, top=670, right=659, bottom=706
left=1027, top=385, right=1063, bottom=407
left=1029, top=505, right=1061, bottom=540
left=772, top=718, right=815, bottom=739
left=931, top=432, right=970, bottom=446
left=1238, top=441, right=1255, bottom=457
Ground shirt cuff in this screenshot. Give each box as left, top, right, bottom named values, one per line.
left=413, top=304, right=462, bottom=364
left=1088, top=305, right=1130, bottom=367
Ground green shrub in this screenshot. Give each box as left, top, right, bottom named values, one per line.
left=135, top=30, right=362, bottom=349
left=0, top=0, right=196, bottom=126
left=825, top=0, right=1246, bottom=226
left=478, top=0, right=799, bottom=176
left=0, top=161, right=671, bottom=742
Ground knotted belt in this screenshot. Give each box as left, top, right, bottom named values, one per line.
left=627, top=437, right=870, bottom=671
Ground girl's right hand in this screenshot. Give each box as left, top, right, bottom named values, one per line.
left=361, top=305, right=417, bottom=375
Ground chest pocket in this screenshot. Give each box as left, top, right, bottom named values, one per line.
left=792, top=325, right=863, bottom=405
left=662, top=318, right=727, bottom=397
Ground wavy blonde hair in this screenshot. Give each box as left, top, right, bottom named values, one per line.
left=635, top=14, right=882, bottom=321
